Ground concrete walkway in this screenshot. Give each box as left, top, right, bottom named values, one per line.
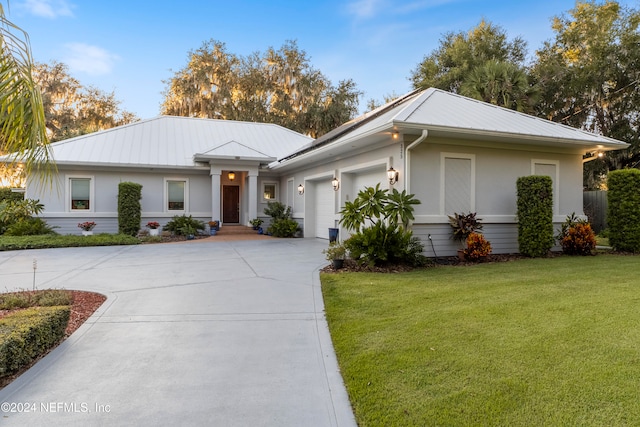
left=0, top=239, right=356, bottom=426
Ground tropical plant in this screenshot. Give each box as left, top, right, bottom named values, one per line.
left=4, top=217, right=56, bottom=236
left=339, top=185, right=424, bottom=267
left=557, top=213, right=596, bottom=256
left=463, top=232, right=492, bottom=261
left=249, top=218, right=263, bottom=228
left=0, top=198, right=45, bottom=234
left=0, top=5, right=54, bottom=182
left=448, top=212, right=483, bottom=244
left=164, top=215, right=205, bottom=236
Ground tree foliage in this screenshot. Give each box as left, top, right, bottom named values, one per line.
left=410, top=20, right=528, bottom=95
left=33, top=61, right=138, bottom=142
left=0, top=5, right=53, bottom=182
left=531, top=1, right=640, bottom=188
left=162, top=40, right=361, bottom=138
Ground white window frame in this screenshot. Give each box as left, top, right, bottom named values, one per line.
left=440, top=153, right=476, bottom=215
left=262, top=181, right=278, bottom=202
left=67, top=175, right=95, bottom=212
left=164, top=178, right=189, bottom=213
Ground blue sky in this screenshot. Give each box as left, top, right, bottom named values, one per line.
left=7, top=0, right=638, bottom=119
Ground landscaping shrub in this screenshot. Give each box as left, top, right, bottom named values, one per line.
left=118, top=182, right=142, bottom=236
left=0, top=306, right=70, bottom=377
left=339, top=185, right=425, bottom=266
left=463, top=232, right=492, bottom=261
left=516, top=175, right=554, bottom=257
left=557, top=213, right=596, bottom=256
left=0, top=188, right=24, bottom=203
left=264, top=201, right=299, bottom=237
left=163, top=215, right=205, bottom=236
left=607, top=169, right=640, bottom=253
left=0, top=199, right=45, bottom=234
left=0, top=234, right=140, bottom=251
left=4, top=218, right=57, bottom=236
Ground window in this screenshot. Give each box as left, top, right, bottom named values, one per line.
left=70, top=177, right=92, bottom=211
left=167, top=180, right=187, bottom=211
left=263, top=182, right=277, bottom=201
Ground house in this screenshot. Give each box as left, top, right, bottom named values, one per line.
left=22, top=88, right=628, bottom=256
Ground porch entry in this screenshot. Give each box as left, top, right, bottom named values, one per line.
left=222, top=185, right=240, bottom=223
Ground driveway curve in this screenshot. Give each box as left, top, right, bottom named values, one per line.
left=0, top=238, right=356, bottom=426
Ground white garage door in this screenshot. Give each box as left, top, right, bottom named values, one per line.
left=353, top=169, right=384, bottom=193
left=314, top=179, right=335, bottom=239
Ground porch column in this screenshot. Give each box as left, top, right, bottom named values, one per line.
left=211, top=170, right=221, bottom=223
left=248, top=171, right=258, bottom=225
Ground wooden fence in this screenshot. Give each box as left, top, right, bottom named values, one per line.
left=583, top=191, right=607, bottom=233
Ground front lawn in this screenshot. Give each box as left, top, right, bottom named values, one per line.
left=321, top=254, right=640, bottom=426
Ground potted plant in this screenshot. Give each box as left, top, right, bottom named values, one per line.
left=323, top=241, right=347, bottom=269
left=249, top=218, right=264, bottom=230
left=448, top=212, right=483, bottom=259
left=208, top=220, right=219, bottom=235
left=146, top=221, right=161, bottom=236
left=78, top=221, right=96, bottom=236
left=463, top=232, right=492, bottom=261
left=180, top=224, right=196, bottom=240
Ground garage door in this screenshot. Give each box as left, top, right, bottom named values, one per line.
left=353, top=169, right=384, bottom=193
left=314, top=179, right=335, bottom=239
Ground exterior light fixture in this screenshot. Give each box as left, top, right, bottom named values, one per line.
left=392, top=131, right=399, bottom=140
left=387, top=167, right=399, bottom=185
left=331, top=177, right=340, bottom=191
left=298, top=184, right=304, bottom=195
left=228, top=171, right=235, bottom=181
left=598, top=152, right=604, bottom=158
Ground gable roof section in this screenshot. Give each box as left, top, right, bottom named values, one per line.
left=48, top=116, right=312, bottom=168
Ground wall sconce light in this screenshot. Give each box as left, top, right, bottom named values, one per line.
left=331, top=177, right=340, bottom=191
left=598, top=152, right=604, bottom=158
left=228, top=171, right=235, bottom=181
left=298, top=184, right=304, bottom=195
left=387, top=167, right=399, bottom=185
left=392, top=131, right=399, bottom=140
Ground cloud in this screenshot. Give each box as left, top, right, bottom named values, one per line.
left=21, top=0, right=74, bottom=18
left=64, top=43, right=120, bottom=76
left=346, top=0, right=386, bottom=20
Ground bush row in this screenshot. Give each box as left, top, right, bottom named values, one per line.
left=0, top=306, right=70, bottom=377
left=0, top=234, right=140, bottom=251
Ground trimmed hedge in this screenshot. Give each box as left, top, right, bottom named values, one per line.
left=0, top=234, right=140, bottom=251
left=118, top=182, right=142, bottom=236
left=517, top=175, right=554, bottom=257
left=0, top=306, right=70, bottom=376
left=607, top=169, right=640, bottom=252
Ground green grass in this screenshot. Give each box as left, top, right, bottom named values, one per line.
left=321, top=255, right=640, bottom=426
left=0, top=233, right=140, bottom=251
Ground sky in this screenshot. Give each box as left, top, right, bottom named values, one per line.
left=7, top=0, right=639, bottom=120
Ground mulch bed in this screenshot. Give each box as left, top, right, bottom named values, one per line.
left=0, top=290, right=106, bottom=390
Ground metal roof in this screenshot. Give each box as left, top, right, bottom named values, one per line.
left=275, top=88, right=629, bottom=167
left=48, top=116, right=312, bottom=168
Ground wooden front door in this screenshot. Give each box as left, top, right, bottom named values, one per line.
left=222, top=185, right=240, bottom=223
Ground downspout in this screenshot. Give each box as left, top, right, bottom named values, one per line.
left=404, top=130, right=429, bottom=194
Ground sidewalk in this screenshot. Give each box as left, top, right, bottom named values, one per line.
left=0, top=238, right=356, bottom=426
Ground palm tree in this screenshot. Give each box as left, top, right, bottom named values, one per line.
left=461, top=60, right=539, bottom=113
left=0, top=4, right=53, bottom=185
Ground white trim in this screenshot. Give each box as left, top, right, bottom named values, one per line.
left=164, top=177, right=189, bottom=213
left=414, top=214, right=571, bottom=224
left=66, top=174, right=94, bottom=213
left=286, top=177, right=294, bottom=207
left=439, top=152, right=476, bottom=215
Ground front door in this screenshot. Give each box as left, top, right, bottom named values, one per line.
left=223, top=185, right=240, bottom=223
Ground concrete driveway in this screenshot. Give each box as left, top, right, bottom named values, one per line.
left=0, top=238, right=356, bottom=426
